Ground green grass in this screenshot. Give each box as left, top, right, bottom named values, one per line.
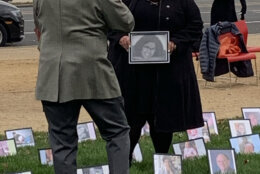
left=0, top=120, right=260, bottom=174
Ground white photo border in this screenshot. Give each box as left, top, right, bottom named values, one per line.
left=4, top=127, right=35, bottom=147
left=207, top=149, right=237, bottom=174
left=203, top=112, right=219, bottom=135
left=129, top=31, right=170, bottom=64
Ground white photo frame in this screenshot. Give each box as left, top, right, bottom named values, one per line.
left=153, top=154, right=182, bottom=174
left=38, top=148, right=53, bottom=166
left=0, top=139, right=17, bottom=157
left=141, top=121, right=150, bottom=136
left=203, top=112, right=219, bottom=134
left=129, top=31, right=170, bottom=64
left=77, top=122, right=97, bottom=142
left=208, top=149, right=237, bottom=174
left=172, top=138, right=207, bottom=160
left=132, top=143, right=143, bottom=162
left=187, top=122, right=211, bottom=143
left=229, top=134, right=260, bottom=154
left=5, top=128, right=35, bottom=147
left=229, top=119, right=252, bottom=137
left=241, top=107, right=260, bottom=127
left=78, top=165, right=109, bottom=174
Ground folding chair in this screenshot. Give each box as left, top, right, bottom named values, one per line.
left=216, top=27, right=258, bottom=88
left=233, top=20, right=259, bottom=85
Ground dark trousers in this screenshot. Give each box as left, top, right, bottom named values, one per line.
left=42, top=97, right=130, bottom=174
left=127, top=113, right=173, bottom=161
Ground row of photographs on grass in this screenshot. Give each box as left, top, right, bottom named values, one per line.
left=1, top=107, right=260, bottom=173
left=153, top=150, right=237, bottom=174
left=1, top=107, right=259, bottom=153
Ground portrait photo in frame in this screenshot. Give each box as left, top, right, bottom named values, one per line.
left=187, top=122, right=211, bottom=143
left=154, top=154, right=182, bottom=174
left=77, top=165, right=109, bottom=174
left=208, top=149, right=237, bottom=174
left=0, top=139, right=17, bottom=157
left=172, top=138, right=207, bottom=160
left=229, top=119, right=252, bottom=137
left=229, top=134, right=260, bottom=154
left=38, top=148, right=53, bottom=166
left=132, top=143, right=143, bottom=162
left=77, top=122, right=97, bottom=142
left=5, top=127, right=35, bottom=147
left=203, top=112, right=219, bottom=134
left=129, top=31, right=170, bottom=64
left=7, top=171, right=32, bottom=174
left=242, top=107, right=260, bottom=127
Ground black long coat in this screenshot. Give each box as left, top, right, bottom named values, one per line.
left=211, top=0, right=247, bottom=25
left=108, top=0, right=204, bottom=132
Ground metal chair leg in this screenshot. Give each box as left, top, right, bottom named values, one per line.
left=228, top=61, right=232, bottom=89
left=255, top=59, right=258, bottom=86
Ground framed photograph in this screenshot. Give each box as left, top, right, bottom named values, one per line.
left=187, top=122, right=211, bottom=143
left=241, top=107, right=260, bottom=127
left=203, top=112, right=219, bottom=134
left=132, top=143, right=143, bottom=162
left=38, top=148, right=53, bottom=166
left=129, top=31, right=170, bottom=64
left=77, top=165, right=109, bottom=174
left=141, top=121, right=150, bottom=136
left=229, top=119, right=252, bottom=137
left=229, top=134, right=260, bottom=154
left=0, top=139, right=17, bottom=157
left=5, top=127, right=35, bottom=147
left=7, top=172, right=32, bottom=174
left=208, top=149, right=237, bottom=174
left=172, top=138, right=207, bottom=159
left=154, top=154, right=182, bottom=174
left=77, top=122, right=97, bottom=142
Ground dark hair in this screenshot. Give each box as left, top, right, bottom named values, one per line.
left=133, top=35, right=165, bottom=57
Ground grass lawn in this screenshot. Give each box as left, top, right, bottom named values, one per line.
left=0, top=120, right=260, bottom=174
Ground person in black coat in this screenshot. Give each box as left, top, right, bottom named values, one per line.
left=108, top=0, right=204, bottom=163
left=211, top=0, right=247, bottom=25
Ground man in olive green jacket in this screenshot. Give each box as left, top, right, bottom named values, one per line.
left=33, top=0, right=134, bottom=173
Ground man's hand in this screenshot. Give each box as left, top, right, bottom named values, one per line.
left=34, top=28, right=41, bottom=41
left=119, top=36, right=130, bottom=51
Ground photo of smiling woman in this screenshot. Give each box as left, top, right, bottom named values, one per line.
left=131, top=35, right=166, bottom=61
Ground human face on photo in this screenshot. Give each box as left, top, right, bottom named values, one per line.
left=216, top=154, right=230, bottom=172
left=237, top=124, right=246, bottom=134
left=141, top=42, right=156, bottom=59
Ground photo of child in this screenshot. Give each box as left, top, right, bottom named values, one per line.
left=173, top=138, right=206, bottom=159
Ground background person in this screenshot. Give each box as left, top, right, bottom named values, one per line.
left=108, top=0, right=204, bottom=163
left=33, top=0, right=134, bottom=173
left=211, top=0, right=247, bottom=25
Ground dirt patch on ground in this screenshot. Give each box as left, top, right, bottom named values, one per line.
left=0, top=35, right=260, bottom=133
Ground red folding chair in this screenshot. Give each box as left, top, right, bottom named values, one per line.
left=234, top=20, right=260, bottom=53
left=216, top=24, right=258, bottom=88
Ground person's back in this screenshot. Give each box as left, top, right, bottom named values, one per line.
left=34, top=0, right=134, bottom=102
left=33, top=0, right=134, bottom=173
left=211, top=0, right=246, bottom=25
